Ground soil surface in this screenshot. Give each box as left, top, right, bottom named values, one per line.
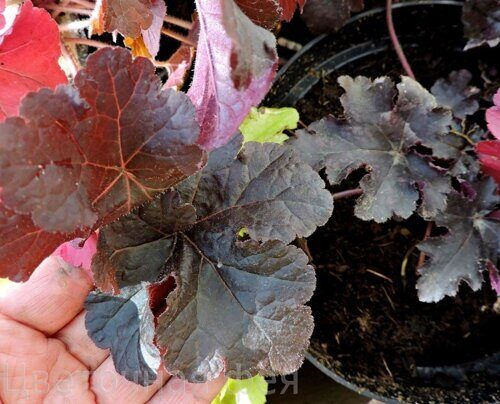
left=278, top=3, right=500, bottom=401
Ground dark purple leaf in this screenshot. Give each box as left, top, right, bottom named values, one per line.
left=90, top=137, right=332, bottom=381
left=462, top=0, right=500, bottom=50
left=431, top=70, right=480, bottom=119
left=85, top=283, right=161, bottom=385
left=289, top=76, right=457, bottom=222
left=417, top=178, right=499, bottom=302
left=302, top=0, right=364, bottom=33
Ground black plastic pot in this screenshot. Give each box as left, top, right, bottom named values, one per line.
left=267, top=1, right=500, bottom=403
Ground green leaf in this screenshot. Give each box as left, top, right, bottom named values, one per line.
left=240, top=107, right=299, bottom=144
left=212, top=376, right=268, bottom=404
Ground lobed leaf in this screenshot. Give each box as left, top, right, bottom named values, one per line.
left=0, top=47, right=205, bottom=281
left=431, top=69, right=480, bottom=119
left=235, top=0, right=306, bottom=29
left=0, top=1, right=67, bottom=121
left=289, top=76, right=457, bottom=222
left=417, top=178, right=499, bottom=302
left=462, top=0, right=500, bottom=50
left=188, top=0, right=277, bottom=150
left=95, top=0, right=154, bottom=38
left=90, top=137, right=332, bottom=382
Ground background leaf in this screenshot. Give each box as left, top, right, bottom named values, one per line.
left=240, top=106, right=299, bottom=144
left=0, top=1, right=66, bottom=121
left=417, top=179, right=499, bottom=302
left=188, top=0, right=277, bottom=150
left=212, top=376, right=268, bottom=404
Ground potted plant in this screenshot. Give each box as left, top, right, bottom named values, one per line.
left=0, top=0, right=497, bottom=402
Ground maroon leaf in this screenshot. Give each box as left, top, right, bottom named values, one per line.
left=417, top=178, right=499, bottom=302
left=279, top=0, right=306, bottom=21
left=0, top=1, right=67, bottom=121
left=0, top=204, right=65, bottom=282
left=0, top=47, right=205, bottom=281
left=302, top=0, right=364, bottom=33
left=235, top=0, right=281, bottom=29
left=91, top=136, right=332, bottom=381
left=188, top=0, right=277, bottom=150
left=462, top=0, right=500, bottom=50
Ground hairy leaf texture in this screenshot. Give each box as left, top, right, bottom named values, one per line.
left=290, top=76, right=457, bottom=222
left=90, top=136, right=332, bottom=382
left=431, top=70, right=480, bottom=119
left=0, top=47, right=205, bottom=281
left=302, top=0, right=364, bottom=33
left=477, top=140, right=500, bottom=183
left=189, top=0, right=277, bottom=150
left=462, top=0, right=500, bottom=50
left=0, top=1, right=67, bottom=121
left=85, top=283, right=161, bottom=385
left=486, top=89, right=500, bottom=138
left=417, top=178, right=499, bottom=302
left=94, top=0, right=154, bottom=38
left=163, top=17, right=198, bottom=90
left=0, top=204, right=65, bottom=282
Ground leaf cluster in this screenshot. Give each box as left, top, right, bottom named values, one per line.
left=289, top=74, right=499, bottom=302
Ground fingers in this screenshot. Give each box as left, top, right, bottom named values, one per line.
left=148, top=374, right=227, bottom=404
left=56, top=311, right=109, bottom=371
left=0, top=256, right=93, bottom=335
left=90, top=358, right=170, bottom=404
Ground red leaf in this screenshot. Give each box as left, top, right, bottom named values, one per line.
left=279, top=0, right=306, bottom=21
left=188, top=0, right=277, bottom=150
left=0, top=47, right=205, bottom=235
left=0, top=1, right=66, bottom=121
left=477, top=140, right=500, bottom=183
left=0, top=204, right=65, bottom=282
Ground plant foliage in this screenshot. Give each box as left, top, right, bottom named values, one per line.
left=289, top=75, right=460, bottom=223
left=86, top=134, right=332, bottom=384
left=0, top=47, right=205, bottom=280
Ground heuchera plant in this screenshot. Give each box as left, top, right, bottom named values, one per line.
left=0, top=0, right=498, bottom=389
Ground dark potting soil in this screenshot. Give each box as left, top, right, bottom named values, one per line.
left=290, top=18, right=500, bottom=402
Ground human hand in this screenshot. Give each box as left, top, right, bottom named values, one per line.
left=0, top=256, right=225, bottom=404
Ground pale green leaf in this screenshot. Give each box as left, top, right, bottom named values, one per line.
left=212, top=376, right=268, bottom=404
left=240, top=107, right=299, bottom=144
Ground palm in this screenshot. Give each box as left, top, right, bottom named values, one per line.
left=0, top=257, right=224, bottom=404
